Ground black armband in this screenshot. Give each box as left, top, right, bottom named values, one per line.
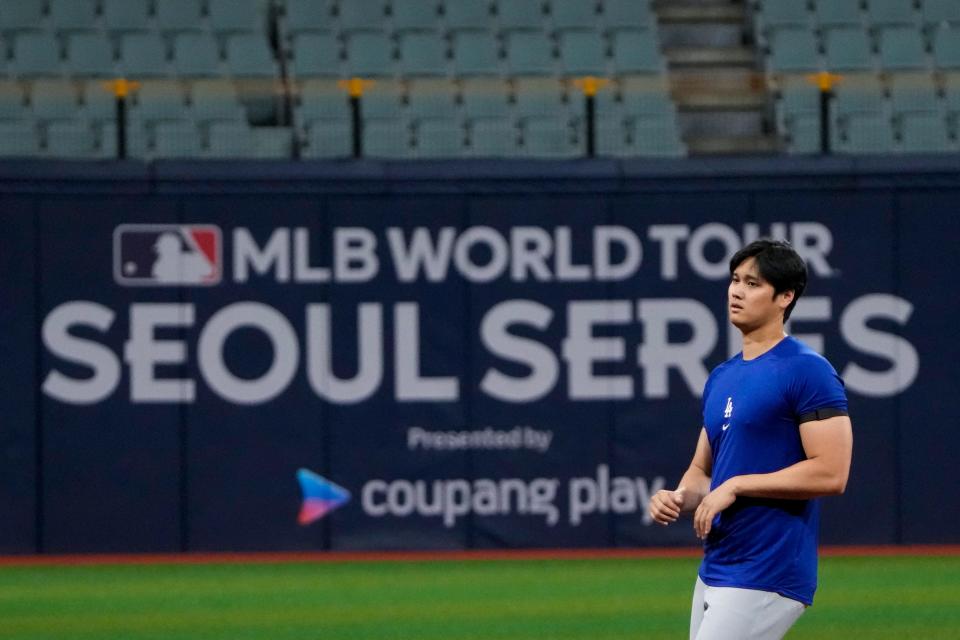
left=797, top=407, right=849, bottom=424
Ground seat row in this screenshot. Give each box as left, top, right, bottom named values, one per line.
left=286, top=29, right=663, bottom=79
left=2, top=30, right=276, bottom=79
left=0, top=117, right=293, bottom=159
left=0, top=0, right=268, bottom=36
left=293, top=76, right=677, bottom=125
left=783, top=109, right=960, bottom=153
left=300, top=113, right=684, bottom=159
left=279, top=0, right=655, bottom=37
left=767, top=23, right=960, bottom=72
left=754, top=0, right=960, bottom=37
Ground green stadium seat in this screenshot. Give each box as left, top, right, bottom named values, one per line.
left=506, top=31, right=555, bottom=75
left=468, top=116, right=519, bottom=155
left=836, top=112, right=895, bottom=152
left=157, top=0, right=206, bottom=35
left=451, top=30, right=500, bottom=75
left=80, top=80, right=117, bottom=123
left=769, top=27, right=821, bottom=72
left=496, top=1, right=544, bottom=32
left=602, top=0, right=655, bottom=33
left=514, top=77, right=566, bottom=119
left=922, top=0, right=960, bottom=28
left=824, top=27, right=875, bottom=71
left=345, top=32, right=395, bottom=77
left=549, top=0, right=600, bottom=33
left=595, top=116, right=629, bottom=156
left=461, top=77, right=511, bottom=118
left=612, top=30, right=662, bottom=74
left=0, top=80, right=27, bottom=119
left=45, top=119, right=98, bottom=157
left=67, top=33, right=116, bottom=78
left=284, top=0, right=335, bottom=34
left=209, top=0, right=264, bottom=34
left=559, top=30, right=607, bottom=76
left=189, top=78, right=247, bottom=122
left=757, top=0, right=812, bottom=34
left=29, top=79, right=78, bottom=120
left=393, top=0, right=440, bottom=33
left=933, top=26, right=960, bottom=68
left=888, top=72, right=940, bottom=114
left=296, top=79, right=351, bottom=125
left=898, top=112, right=953, bottom=151
left=206, top=120, right=258, bottom=157
left=398, top=32, right=448, bottom=76
left=251, top=126, right=294, bottom=158
left=119, top=33, right=170, bottom=78
left=360, top=78, right=405, bottom=119
left=339, top=0, right=388, bottom=33
left=814, top=0, right=863, bottom=28
left=303, top=119, right=353, bottom=158
left=11, top=32, right=62, bottom=77
left=0, top=119, right=41, bottom=156
left=174, top=33, right=222, bottom=78
left=443, top=0, right=492, bottom=32
left=363, top=118, right=412, bottom=157
left=290, top=33, right=341, bottom=77
left=832, top=74, right=885, bottom=115
left=132, top=79, right=189, bottom=122
left=783, top=112, right=823, bottom=154
left=153, top=119, right=204, bottom=158
left=878, top=26, right=929, bottom=70
left=408, top=78, right=458, bottom=119
left=0, top=0, right=44, bottom=33
left=521, top=116, right=582, bottom=158
left=414, top=118, right=467, bottom=157
left=225, top=33, right=277, bottom=78
left=103, top=0, right=151, bottom=35
left=867, top=0, right=918, bottom=27
left=48, top=0, right=97, bottom=34
left=631, top=115, right=686, bottom=157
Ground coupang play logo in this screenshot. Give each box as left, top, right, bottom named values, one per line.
left=296, top=469, right=351, bottom=526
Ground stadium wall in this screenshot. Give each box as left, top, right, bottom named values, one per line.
left=2, top=156, right=957, bottom=554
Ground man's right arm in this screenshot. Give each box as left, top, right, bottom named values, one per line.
left=648, top=428, right=712, bottom=526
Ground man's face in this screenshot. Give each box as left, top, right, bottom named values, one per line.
left=728, top=257, right=793, bottom=332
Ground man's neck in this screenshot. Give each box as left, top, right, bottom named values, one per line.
left=740, top=323, right=787, bottom=361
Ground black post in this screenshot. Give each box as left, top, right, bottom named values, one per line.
left=586, top=93, right=596, bottom=158
left=351, top=94, right=362, bottom=158
left=116, top=92, right=127, bottom=160
left=819, top=87, right=832, bottom=155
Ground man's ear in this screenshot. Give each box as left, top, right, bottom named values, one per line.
left=777, top=289, right=795, bottom=311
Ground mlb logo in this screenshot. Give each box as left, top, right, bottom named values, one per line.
left=114, top=224, right=222, bottom=286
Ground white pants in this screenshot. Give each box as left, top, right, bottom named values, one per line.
left=690, top=577, right=805, bottom=640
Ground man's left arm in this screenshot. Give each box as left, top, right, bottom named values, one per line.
left=693, top=415, right=853, bottom=539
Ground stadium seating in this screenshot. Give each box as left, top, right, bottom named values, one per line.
left=0, top=0, right=45, bottom=33
left=0, top=0, right=698, bottom=159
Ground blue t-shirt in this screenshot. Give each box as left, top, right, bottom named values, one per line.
left=698, top=336, right=848, bottom=606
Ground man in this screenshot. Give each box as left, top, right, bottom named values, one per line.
left=648, top=239, right=853, bottom=640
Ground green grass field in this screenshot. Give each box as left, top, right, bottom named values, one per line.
left=0, top=554, right=958, bottom=639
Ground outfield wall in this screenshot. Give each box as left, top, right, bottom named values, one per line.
left=2, top=157, right=958, bottom=553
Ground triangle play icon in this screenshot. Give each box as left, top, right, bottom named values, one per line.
left=296, top=468, right=351, bottom=526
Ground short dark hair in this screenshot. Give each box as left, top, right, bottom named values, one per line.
left=729, top=239, right=807, bottom=321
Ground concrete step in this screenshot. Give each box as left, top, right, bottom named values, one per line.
left=679, top=110, right=767, bottom=138
left=657, top=4, right=745, bottom=24
left=670, top=70, right=768, bottom=109
left=685, top=135, right=782, bottom=155
left=665, top=46, right=757, bottom=68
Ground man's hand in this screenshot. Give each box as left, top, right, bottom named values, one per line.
left=693, top=481, right=737, bottom=539
left=648, top=487, right=689, bottom=526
